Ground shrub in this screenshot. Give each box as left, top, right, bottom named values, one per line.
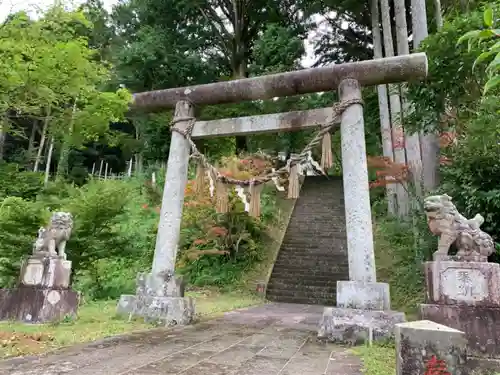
left=0, top=163, right=44, bottom=201
left=0, top=197, right=48, bottom=286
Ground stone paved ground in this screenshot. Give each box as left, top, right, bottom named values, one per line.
left=0, top=303, right=362, bottom=375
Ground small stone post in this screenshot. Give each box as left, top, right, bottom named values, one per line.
left=116, top=100, right=195, bottom=325
left=395, top=320, right=467, bottom=375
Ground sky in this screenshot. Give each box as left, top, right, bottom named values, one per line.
left=0, top=0, right=321, bottom=68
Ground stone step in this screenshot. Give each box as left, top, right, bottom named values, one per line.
left=272, top=264, right=348, bottom=273
left=276, top=247, right=346, bottom=252
left=266, top=293, right=336, bottom=306
left=271, top=270, right=348, bottom=278
left=268, top=273, right=348, bottom=284
left=274, top=253, right=347, bottom=261
left=266, top=285, right=336, bottom=297
left=266, top=281, right=340, bottom=292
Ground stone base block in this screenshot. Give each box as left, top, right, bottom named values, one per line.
left=136, top=272, right=185, bottom=297
left=317, top=306, right=405, bottom=345
left=116, top=294, right=195, bottom=326
left=421, top=303, right=500, bottom=359
left=395, top=320, right=467, bottom=375
left=336, top=281, right=391, bottom=310
left=0, top=286, right=79, bottom=323
left=424, top=260, right=500, bottom=307
left=467, top=357, right=500, bottom=374
left=20, top=255, right=72, bottom=288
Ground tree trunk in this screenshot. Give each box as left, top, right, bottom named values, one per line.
left=394, top=0, right=424, bottom=198
left=134, top=125, right=143, bottom=173
left=371, top=0, right=397, bottom=215
left=380, top=0, right=410, bottom=217
left=434, top=0, right=443, bottom=29
left=232, top=3, right=248, bottom=154
left=0, top=119, right=6, bottom=160
left=44, top=137, right=54, bottom=187
left=411, top=0, right=441, bottom=193
left=57, top=98, right=78, bottom=177
left=27, top=120, right=38, bottom=166
left=34, top=106, right=51, bottom=172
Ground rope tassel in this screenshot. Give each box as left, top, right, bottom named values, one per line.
left=249, top=182, right=264, bottom=219
left=321, top=131, right=333, bottom=171
left=215, top=180, right=229, bottom=213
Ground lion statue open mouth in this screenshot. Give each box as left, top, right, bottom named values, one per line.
left=33, top=212, right=73, bottom=260
left=423, top=194, right=494, bottom=258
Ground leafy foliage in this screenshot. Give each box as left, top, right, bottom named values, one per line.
left=457, top=5, right=500, bottom=94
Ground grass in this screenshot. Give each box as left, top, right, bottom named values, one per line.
left=0, top=288, right=262, bottom=358
left=352, top=344, right=396, bottom=375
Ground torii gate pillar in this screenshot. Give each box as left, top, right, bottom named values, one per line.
left=318, top=78, right=406, bottom=344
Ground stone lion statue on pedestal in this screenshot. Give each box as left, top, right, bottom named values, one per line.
left=423, top=194, right=494, bottom=258
left=33, top=212, right=73, bottom=260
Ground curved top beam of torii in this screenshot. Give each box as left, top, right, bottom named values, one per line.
left=131, top=53, right=427, bottom=112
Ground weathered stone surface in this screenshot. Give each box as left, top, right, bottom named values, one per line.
left=336, top=280, right=390, bottom=310
left=339, top=79, right=376, bottom=283
left=19, top=256, right=71, bottom=289
left=116, top=294, right=195, bottom=326
left=395, top=320, right=467, bottom=375
left=136, top=272, right=185, bottom=297
left=424, top=261, right=500, bottom=307
left=0, top=303, right=363, bottom=375
left=423, top=194, right=495, bottom=258
left=421, top=303, right=500, bottom=358
left=116, top=294, right=136, bottom=316
left=433, top=254, right=488, bottom=262
left=0, top=286, right=79, bottom=323
left=131, top=53, right=428, bottom=111
left=117, top=271, right=193, bottom=325
left=317, top=306, right=405, bottom=345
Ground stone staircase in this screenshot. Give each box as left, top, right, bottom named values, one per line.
left=266, top=176, right=349, bottom=306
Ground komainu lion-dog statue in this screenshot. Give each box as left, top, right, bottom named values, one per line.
left=423, top=194, right=495, bottom=258
left=33, top=212, right=73, bottom=260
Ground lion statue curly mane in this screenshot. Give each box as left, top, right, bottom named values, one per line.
left=423, top=194, right=494, bottom=258
left=33, top=212, right=73, bottom=259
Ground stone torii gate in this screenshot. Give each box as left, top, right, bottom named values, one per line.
left=117, top=53, right=428, bottom=332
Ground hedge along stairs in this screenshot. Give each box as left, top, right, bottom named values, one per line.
left=266, top=175, right=349, bottom=306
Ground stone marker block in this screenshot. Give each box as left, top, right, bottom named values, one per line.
left=0, top=286, right=79, bottom=323
left=336, top=280, right=391, bottom=310
left=20, top=256, right=72, bottom=289
left=116, top=272, right=195, bottom=326
left=318, top=307, right=405, bottom=345
left=424, top=261, right=500, bottom=307
left=421, top=303, right=500, bottom=358
left=136, top=272, right=185, bottom=297
left=116, top=294, right=195, bottom=326
left=395, top=320, right=467, bottom=375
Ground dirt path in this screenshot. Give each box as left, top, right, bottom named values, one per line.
left=0, top=303, right=363, bottom=375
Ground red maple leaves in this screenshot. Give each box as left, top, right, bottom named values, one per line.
left=425, top=355, right=450, bottom=375
left=367, top=156, right=409, bottom=188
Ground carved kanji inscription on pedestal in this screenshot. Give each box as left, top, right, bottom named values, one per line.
left=441, top=268, right=487, bottom=303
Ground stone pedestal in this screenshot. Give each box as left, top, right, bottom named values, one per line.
left=318, top=306, right=405, bottom=345
left=336, top=281, right=391, bottom=310
left=395, top=320, right=467, bottom=375
left=0, top=254, right=79, bottom=323
left=20, top=255, right=72, bottom=288
left=420, top=257, right=500, bottom=365
left=116, top=272, right=195, bottom=326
